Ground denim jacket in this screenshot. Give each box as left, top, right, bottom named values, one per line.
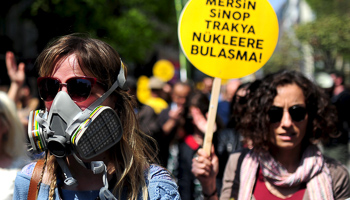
left=13, top=162, right=180, bottom=200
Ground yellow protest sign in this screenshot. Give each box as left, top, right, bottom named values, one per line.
left=178, top=0, right=279, bottom=79
left=153, top=60, right=175, bottom=82
left=144, top=97, right=168, bottom=114
left=136, top=76, right=168, bottom=114
left=136, top=76, right=151, bottom=104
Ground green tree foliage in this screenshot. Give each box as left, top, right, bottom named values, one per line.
left=263, top=33, right=303, bottom=74
left=295, top=0, right=350, bottom=71
left=305, top=0, right=350, bottom=18
left=26, top=0, right=177, bottom=64
left=295, top=15, right=350, bottom=70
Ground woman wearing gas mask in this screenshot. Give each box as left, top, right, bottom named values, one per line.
left=191, top=70, right=350, bottom=200
left=14, top=34, right=180, bottom=200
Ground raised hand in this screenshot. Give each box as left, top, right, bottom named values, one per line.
left=190, top=107, right=217, bottom=133
left=6, top=51, right=25, bottom=86
left=6, top=51, right=25, bottom=101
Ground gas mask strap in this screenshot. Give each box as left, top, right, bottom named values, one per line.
left=56, top=158, right=77, bottom=186
left=99, top=163, right=117, bottom=200
left=66, top=64, right=126, bottom=136
left=90, top=161, right=105, bottom=174
left=72, top=153, right=116, bottom=200
left=86, top=61, right=127, bottom=110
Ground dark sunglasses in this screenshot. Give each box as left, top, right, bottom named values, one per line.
left=37, top=76, right=98, bottom=102
left=268, top=105, right=307, bottom=123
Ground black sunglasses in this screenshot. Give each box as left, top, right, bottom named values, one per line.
left=268, top=105, right=307, bottom=123
left=37, top=76, right=98, bottom=102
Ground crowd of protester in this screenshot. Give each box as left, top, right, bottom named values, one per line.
left=1, top=42, right=350, bottom=199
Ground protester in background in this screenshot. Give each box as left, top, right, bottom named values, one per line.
left=144, top=76, right=168, bottom=114
left=138, top=76, right=168, bottom=136
left=217, top=79, right=241, bottom=127
left=5, top=51, right=25, bottom=102
left=192, top=70, right=350, bottom=200
left=201, top=77, right=213, bottom=98
left=5, top=51, right=39, bottom=128
left=156, top=81, right=192, bottom=167
left=0, top=91, right=29, bottom=200
left=176, top=91, right=222, bottom=200
left=14, top=34, right=180, bottom=200
left=322, top=71, right=350, bottom=167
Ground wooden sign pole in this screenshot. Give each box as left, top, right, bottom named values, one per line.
left=203, top=77, right=221, bottom=155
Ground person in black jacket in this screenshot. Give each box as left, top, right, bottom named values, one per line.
left=323, top=71, right=350, bottom=166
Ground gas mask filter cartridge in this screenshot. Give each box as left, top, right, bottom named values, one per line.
left=71, top=106, right=123, bottom=160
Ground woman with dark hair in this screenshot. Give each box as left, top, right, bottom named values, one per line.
left=192, top=70, right=350, bottom=200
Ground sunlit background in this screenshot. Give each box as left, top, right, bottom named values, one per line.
left=0, top=0, right=349, bottom=92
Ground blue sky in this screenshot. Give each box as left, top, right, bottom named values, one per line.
left=269, top=0, right=287, bottom=11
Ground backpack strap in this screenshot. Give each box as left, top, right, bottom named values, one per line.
left=28, top=160, right=45, bottom=200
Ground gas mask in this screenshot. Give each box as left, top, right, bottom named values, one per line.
left=27, top=65, right=127, bottom=200
left=28, top=92, right=123, bottom=160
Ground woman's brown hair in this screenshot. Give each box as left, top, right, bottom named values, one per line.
left=36, top=34, right=158, bottom=200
